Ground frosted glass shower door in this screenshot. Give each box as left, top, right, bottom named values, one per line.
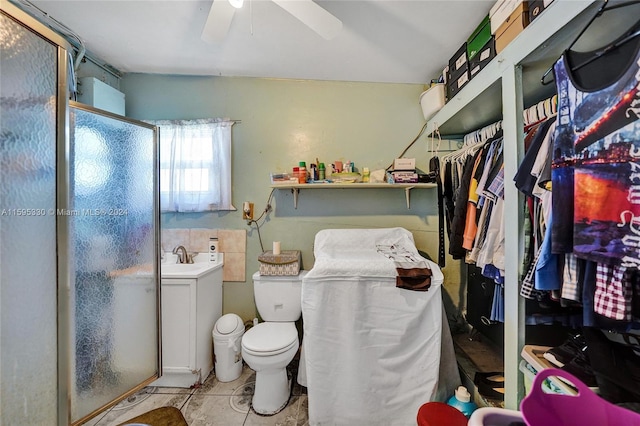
left=69, top=104, right=159, bottom=423
left=0, top=9, right=59, bottom=426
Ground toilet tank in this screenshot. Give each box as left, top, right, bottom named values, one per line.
left=252, top=271, right=307, bottom=322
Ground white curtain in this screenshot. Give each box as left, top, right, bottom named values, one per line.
left=150, top=118, right=234, bottom=212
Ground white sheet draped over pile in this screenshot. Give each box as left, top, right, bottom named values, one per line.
left=300, top=228, right=459, bottom=426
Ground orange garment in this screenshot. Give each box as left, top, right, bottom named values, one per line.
left=462, top=151, right=484, bottom=250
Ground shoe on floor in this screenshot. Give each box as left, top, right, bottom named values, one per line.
left=474, top=371, right=504, bottom=387
left=560, top=353, right=598, bottom=388
left=543, top=333, right=588, bottom=368
left=476, top=379, right=505, bottom=401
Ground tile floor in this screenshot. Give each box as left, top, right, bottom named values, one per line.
left=83, top=362, right=308, bottom=426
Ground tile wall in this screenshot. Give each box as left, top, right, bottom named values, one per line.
left=162, top=228, right=246, bottom=282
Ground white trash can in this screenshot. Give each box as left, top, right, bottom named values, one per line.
left=212, top=313, right=245, bottom=382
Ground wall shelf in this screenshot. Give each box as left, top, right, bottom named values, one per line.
left=270, top=183, right=436, bottom=209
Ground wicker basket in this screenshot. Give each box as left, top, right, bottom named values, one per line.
left=258, top=250, right=301, bottom=276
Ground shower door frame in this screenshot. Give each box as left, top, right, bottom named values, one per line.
left=67, top=102, right=161, bottom=425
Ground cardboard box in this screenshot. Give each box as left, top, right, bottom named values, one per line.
left=469, top=37, right=496, bottom=79
left=387, top=171, right=418, bottom=184
left=447, top=69, right=470, bottom=100
left=529, top=0, right=553, bottom=23
left=495, top=2, right=529, bottom=54
left=387, top=169, right=435, bottom=184
left=467, top=15, right=492, bottom=61
left=448, top=43, right=469, bottom=82
left=490, top=0, right=528, bottom=34
left=258, top=250, right=301, bottom=276
left=393, top=158, right=416, bottom=171
left=270, top=172, right=298, bottom=185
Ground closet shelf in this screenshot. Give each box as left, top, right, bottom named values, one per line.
left=270, top=183, right=436, bottom=209
left=423, top=0, right=640, bottom=411
left=430, top=0, right=601, bottom=136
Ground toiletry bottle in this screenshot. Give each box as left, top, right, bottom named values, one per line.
left=363, top=167, right=370, bottom=183
left=319, top=163, right=326, bottom=180
left=446, top=386, right=477, bottom=418
left=298, top=162, right=307, bottom=184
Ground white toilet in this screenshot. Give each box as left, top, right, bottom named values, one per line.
left=241, top=271, right=307, bottom=415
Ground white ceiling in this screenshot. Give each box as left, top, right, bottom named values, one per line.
left=26, top=0, right=495, bottom=84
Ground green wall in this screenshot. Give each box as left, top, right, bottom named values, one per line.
left=121, top=74, right=463, bottom=320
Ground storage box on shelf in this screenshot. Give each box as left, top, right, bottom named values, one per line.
left=529, top=0, right=554, bottom=23
left=448, top=42, right=469, bottom=82
left=448, top=69, right=471, bottom=100
left=419, top=83, right=446, bottom=120
left=387, top=170, right=418, bottom=184
left=270, top=172, right=298, bottom=185
left=393, top=158, right=416, bottom=171
left=467, top=15, right=492, bottom=61
left=469, top=38, right=497, bottom=80
left=447, top=42, right=470, bottom=101
left=495, top=2, right=530, bottom=53
left=490, top=0, right=528, bottom=34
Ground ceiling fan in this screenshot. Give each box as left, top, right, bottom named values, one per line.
left=201, top=0, right=343, bottom=43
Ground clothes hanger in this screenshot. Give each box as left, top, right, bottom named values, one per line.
left=541, top=0, right=640, bottom=85
left=443, top=120, right=502, bottom=163
left=543, top=98, right=552, bottom=118
left=569, top=24, right=640, bottom=74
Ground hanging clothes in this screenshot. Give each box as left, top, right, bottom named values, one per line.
left=448, top=145, right=485, bottom=258
left=551, top=30, right=640, bottom=266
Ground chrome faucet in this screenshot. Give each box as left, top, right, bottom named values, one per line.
left=172, top=245, right=193, bottom=264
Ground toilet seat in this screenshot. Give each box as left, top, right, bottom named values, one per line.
left=242, top=322, right=298, bottom=356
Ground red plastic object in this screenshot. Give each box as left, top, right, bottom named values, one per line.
left=417, top=402, right=468, bottom=426
left=521, top=368, right=640, bottom=426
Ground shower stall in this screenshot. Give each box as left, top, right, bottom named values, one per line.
left=1, top=2, right=160, bottom=425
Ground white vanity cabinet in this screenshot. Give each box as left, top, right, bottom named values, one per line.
left=153, top=259, right=223, bottom=388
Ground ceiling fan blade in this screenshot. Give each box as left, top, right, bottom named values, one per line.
left=271, top=0, right=342, bottom=40
left=201, top=0, right=236, bottom=44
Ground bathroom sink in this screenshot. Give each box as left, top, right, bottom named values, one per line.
left=161, top=256, right=223, bottom=279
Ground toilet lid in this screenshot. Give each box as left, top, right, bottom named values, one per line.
left=242, top=322, right=298, bottom=355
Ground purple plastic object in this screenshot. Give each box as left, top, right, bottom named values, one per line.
left=521, top=368, right=640, bottom=426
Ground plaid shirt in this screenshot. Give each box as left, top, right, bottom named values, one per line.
left=520, top=244, right=544, bottom=300
left=561, top=253, right=581, bottom=302
left=594, top=263, right=632, bottom=321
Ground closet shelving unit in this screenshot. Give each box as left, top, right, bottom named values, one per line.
left=425, top=0, right=611, bottom=409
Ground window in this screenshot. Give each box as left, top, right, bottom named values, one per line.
left=150, top=118, right=234, bottom=212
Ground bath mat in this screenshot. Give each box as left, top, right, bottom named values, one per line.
left=117, top=406, right=188, bottom=426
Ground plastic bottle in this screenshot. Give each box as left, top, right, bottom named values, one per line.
left=446, top=386, right=477, bottom=418
left=319, top=163, right=326, bottom=180
left=298, top=162, right=307, bottom=184
left=362, top=167, right=370, bottom=183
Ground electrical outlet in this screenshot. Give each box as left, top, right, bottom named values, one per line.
left=242, top=202, right=254, bottom=220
